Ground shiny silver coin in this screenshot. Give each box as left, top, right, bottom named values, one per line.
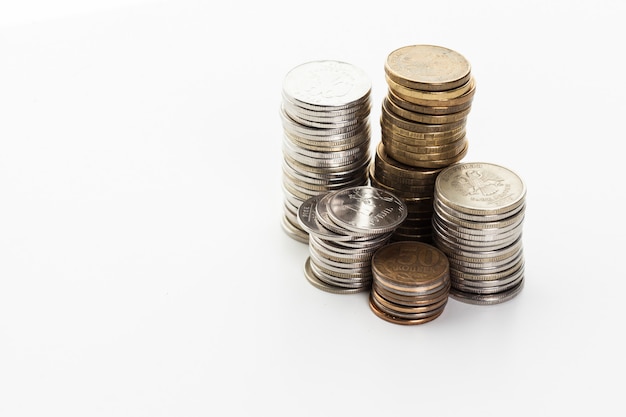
left=435, top=162, right=526, bottom=216
left=325, top=186, right=407, bottom=235
left=304, top=257, right=368, bottom=294
left=281, top=215, right=308, bottom=244
left=309, top=257, right=373, bottom=280
left=451, top=263, right=524, bottom=288
left=281, top=94, right=371, bottom=118
left=434, top=196, right=526, bottom=223
left=309, top=234, right=388, bottom=255
left=449, top=278, right=524, bottom=305
left=309, top=238, right=375, bottom=263
left=452, top=272, right=524, bottom=295
left=282, top=60, right=371, bottom=110
left=432, top=215, right=523, bottom=243
left=451, top=258, right=525, bottom=282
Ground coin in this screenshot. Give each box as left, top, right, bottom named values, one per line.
left=385, top=44, right=472, bottom=92
left=282, top=60, right=371, bottom=110
left=435, top=162, right=526, bottom=216
left=325, top=186, right=408, bottom=235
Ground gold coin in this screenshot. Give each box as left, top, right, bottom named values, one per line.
left=386, top=140, right=468, bottom=169
left=386, top=74, right=474, bottom=101
left=381, top=124, right=466, bottom=146
left=381, top=105, right=467, bottom=133
left=389, top=77, right=477, bottom=107
left=374, top=142, right=444, bottom=180
left=384, top=44, right=472, bottom=91
left=383, top=96, right=471, bottom=125
left=385, top=137, right=468, bottom=162
left=387, top=89, right=473, bottom=115
left=383, top=134, right=467, bottom=155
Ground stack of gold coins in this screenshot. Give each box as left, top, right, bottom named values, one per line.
left=370, top=241, right=451, bottom=325
left=280, top=60, right=372, bottom=243
left=432, top=162, right=526, bottom=305
left=371, top=44, right=476, bottom=243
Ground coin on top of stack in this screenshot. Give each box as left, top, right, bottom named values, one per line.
left=432, top=162, right=526, bottom=305
left=297, top=185, right=407, bottom=294
left=280, top=60, right=372, bottom=243
left=370, top=241, right=451, bottom=325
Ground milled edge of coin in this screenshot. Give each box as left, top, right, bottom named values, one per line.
left=304, top=257, right=368, bottom=294
left=449, top=278, right=524, bottom=305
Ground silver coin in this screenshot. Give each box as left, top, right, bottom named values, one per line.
left=449, top=278, right=524, bottom=305
left=281, top=215, right=308, bottom=244
left=435, top=162, right=526, bottom=216
left=304, top=257, right=368, bottom=294
left=325, top=186, right=407, bottom=235
left=282, top=60, right=371, bottom=110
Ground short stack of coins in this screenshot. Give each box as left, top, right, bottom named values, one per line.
left=432, top=162, right=526, bottom=305
left=370, top=241, right=451, bottom=325
left=280, top=60, right=372, bottom=243
left=370, top=44, right=476, bottom=243
left=297, top=185, right=407, bottom=294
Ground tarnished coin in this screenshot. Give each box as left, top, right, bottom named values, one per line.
left=325, top=186, right=408, bottom=235
left=371, top=241, right=449, bottom=293
left=282, top=60, right=371, bottom=110
left=385, top=44, right=472, bottom=92
left=435, top=162, right=526, bottom=216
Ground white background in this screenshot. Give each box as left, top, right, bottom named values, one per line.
left=1, top=1, right=625, bottom=416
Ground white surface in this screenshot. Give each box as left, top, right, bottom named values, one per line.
left=1, top=1, right=625, bottom=416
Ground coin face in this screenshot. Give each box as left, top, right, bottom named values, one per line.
left=282, top=60, right=371, bottom=108
left=372, top=241, right=449, bottom=287
left=435, top=162, right=526, bottom=215
left=385, top=45, right=471, bottom=91
left=325, top=186, right=407, bottom=234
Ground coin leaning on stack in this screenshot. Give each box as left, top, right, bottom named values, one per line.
left=432, top=162, right=526, bottom=304
left=370, top=44, right=476, bottom=243
left=370, top=241, right=451, bottom=325
left=280, top=60, right=372, bottom=243
left=297, top=186, right=407, bottom=294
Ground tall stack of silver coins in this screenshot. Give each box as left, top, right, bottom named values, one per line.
left=297, top=186, right=407, bottom=294
left=369, top=45, right=475, bottom=243
left=432, top=162, right=526, bottom=304
left=280, top=60, right=373, bottom=243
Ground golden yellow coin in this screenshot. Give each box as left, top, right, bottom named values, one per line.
left=386, top=74, right=474, bottom=101
left=385, top=44, right=472, bottom=91
left=389, top=77, right=477, bottom=107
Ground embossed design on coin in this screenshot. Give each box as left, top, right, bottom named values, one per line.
left=326, top=186, right=407, bottom=234
left=436, top=162, right=526, bottom=215
left=385, top=44, right=471, bottom=91
left=283, top=60, right=371, bottom=108
left=372, top=241, right=449, bottom=287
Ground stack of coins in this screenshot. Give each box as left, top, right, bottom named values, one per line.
left=371, top=44, right=476, bottom=243
left=297, top=186, right=407, bottom=294
left=370, top=241, right=451, bottom=325
left=432, top=162, right=526, bottom=305
left=280, top=60, right=372, bottom=243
